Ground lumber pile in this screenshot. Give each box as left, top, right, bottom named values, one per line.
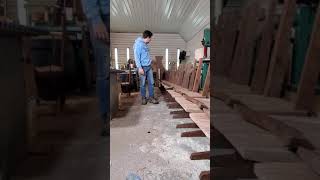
left=162, top=62, right=210, bottom=180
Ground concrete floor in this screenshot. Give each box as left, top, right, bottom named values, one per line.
left=111, top=92, right=210, bottom=180
left=12, top=96, right=109, bottom=180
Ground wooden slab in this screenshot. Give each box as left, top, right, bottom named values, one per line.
left=251, top=0, right=277, bottom=93
left=254, top=162, right=320, bottom=180
left=264, top=0, right=297, bottom=97
left=195, top=98, right=210, bottom=109
left=295, top=3, right=320, bottom=111
left=193, top=58, right=203, bottom=92
left=189, top=69, right=196, bottom=90
left=202, top=64, right=210, bottom=97
left=213, top=113, right=299, bottom=162
left=190, top=113, right=210, bottom=138
left=230, top=1, right=263, bottom=85
left=298, top=148, right=320, bottom=175
left=174, top=97, right=203, bottom=113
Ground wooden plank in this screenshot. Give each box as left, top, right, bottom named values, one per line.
left=298, top=148, right=320, bottom=175
left=176, top=123, right=198, bottom=128
left=181, top=130, right=206, bottom=137
left=192, top=58, right=203, bottom=92
left=264, top=0, right=297, bottom=97
left=295, top=3, right=320, bottom=111
left=254, top=162, right=320, bottom=180
left=213, top=165, right=256, bottom=179
left=181, top=64, right=193, bottom=88
left=174, top=97, right=203, bottom=113
left=170, top=110, right=188, bottom=114
left=202, top=64, right=210, bottom=97
left=233, top=102, right=315, bottom=150
left=230, top=1, right=262, bottom=84
left=190, top=151, right=210, bottom=160
left=213, top=113, right=300, bottom=162
left=251, top=0, right=277, bottom=93
left=173, top=113, right=190, bottom=119
left=189, top=113, right=210, bottom=138
left=188, top=69, right=196, bottom=90
left=199, top=171, right=210, bottom=180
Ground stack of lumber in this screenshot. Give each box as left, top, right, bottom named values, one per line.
left=162, top=62, right=210, bottom=180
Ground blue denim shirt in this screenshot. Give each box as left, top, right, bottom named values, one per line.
left=133, top=37, right=152, bottom=69
left=81, top=0, right=109, bottom=25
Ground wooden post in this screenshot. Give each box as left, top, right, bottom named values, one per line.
left=296, top=3, right=320, bottom=111
left=264, top=0, right=297, bottom=97
left=193, top=58, right=203, bottom=92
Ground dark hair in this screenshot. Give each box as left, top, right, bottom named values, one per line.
left=143, top=30, right=153, bottom=38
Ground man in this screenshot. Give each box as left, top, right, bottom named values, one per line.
left=81, top=0, right=109, bottom=136
left=133, top=30, right=159, bottom=105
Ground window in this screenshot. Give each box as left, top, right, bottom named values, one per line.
left=115, top=48, right=119, bottom=69
left=126, top=48, right=130, bottom=61
left=165, top=48, right=169, bottom=70
left=177, top=48, right=180, bottom=69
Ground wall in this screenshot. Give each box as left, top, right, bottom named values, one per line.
left=110, top=33, right=186, bottom=69
left=6, top=0, right=17, bottom=21
left=185, top=24, right=210, bottom=63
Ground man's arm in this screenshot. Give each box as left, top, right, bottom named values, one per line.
left=134, top=44, right=142, bottom=69
left=134, top=44, right=144, bottom=75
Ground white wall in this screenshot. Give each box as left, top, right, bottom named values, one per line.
left=110, top=33, right=186, bottom=69
left=185, top=24, right=210, bottom=63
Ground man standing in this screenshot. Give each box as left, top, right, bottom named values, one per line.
left=133, top=30, right=159, bottom=105
left=81, top=0, right=110, bottom=136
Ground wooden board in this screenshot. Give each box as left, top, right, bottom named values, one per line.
left=264, top=0, right=297, bottom=97
left=190, top=113, right=210, bottom=138
left=213, top=113, right=299, bottom=162
left=174, top=97, right=203, bottom=113
left=298, top=148, right=320, bottom=175
left=254, top=162, right=320, bottom=180
left=295, top=3, right=320, bottom=111
left=251, top=0, right=277, bottom=93
left=189, top=69, right=196, bottom=90
left=230, top=1, right=263, bottom=84
left=193, top=58, right=203, bottom=92
left=181, top=64, right=193, bottom=89
left=202, top=64, right=210, bottom=97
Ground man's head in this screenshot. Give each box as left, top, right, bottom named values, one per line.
left=142, top=30, right=153, bottom=44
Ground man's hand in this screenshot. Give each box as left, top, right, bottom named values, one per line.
left=139, top=68, right=144, bottom=75
left=93, top=22, right=109, bottom=41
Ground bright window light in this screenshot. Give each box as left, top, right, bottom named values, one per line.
left=166, top=48, right=169, bottom=70
left=177, top=48, right=180, bottom=69
left=115, top=48, right=119, bottom=69
left=126, top=48, right=130, bottom=61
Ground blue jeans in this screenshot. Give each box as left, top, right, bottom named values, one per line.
left=140, top=66, right=154, bottom=98
left=89, top=15, right=110, bottom=124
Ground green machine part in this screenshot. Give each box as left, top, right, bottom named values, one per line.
left=200, top=62, right=209, bottom=90
left=203, top=28, right=210, bottom=47
left=291, top=5, right=315, bottom=89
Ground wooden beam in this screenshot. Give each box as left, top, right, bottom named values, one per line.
left=176, top=123, right=198, bottom=128
left=170, top=110, right=187, bottom=114
left=264, top=0, right=297, bottom=97
left=251, top=0, right=277, bottom=93
left=213, top=165, right=256, bottom=179
left=173, top=113, right=190, bottom=119
left=190, top=151, right=210, bottom=160
left=202, top=64, right=210, bottom=97
left=193, top=58, right=203, bottom=92
left=199, top=171, right=210, bottom=180
left=295, top=3, right=320, bottom=111
left=181, top=130, right=206, bottom=137
left=167, top=103, right=182, bottom=109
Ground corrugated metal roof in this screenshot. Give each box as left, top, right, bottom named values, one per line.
left=111, top=0, right=210, bottom=41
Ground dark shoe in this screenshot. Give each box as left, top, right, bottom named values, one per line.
left=142, top=97, right=148, bottom=105
left=149, top=97, right=159, bottom=104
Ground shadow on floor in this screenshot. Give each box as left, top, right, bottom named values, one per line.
left=12, top=96, right=109, bottom=180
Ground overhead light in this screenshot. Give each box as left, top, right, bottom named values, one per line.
left=115, top=48, right=119, bottom=69
left=127, top=48, right=130, bottom=61
left=166, top=48, right=169, bottom=70
left=177, top=48, right=180, bottom=69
